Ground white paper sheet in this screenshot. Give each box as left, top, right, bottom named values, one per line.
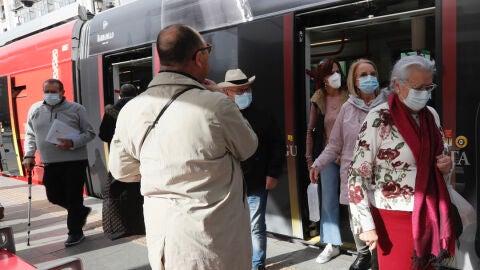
left=45, top=119, right=79, bottom=144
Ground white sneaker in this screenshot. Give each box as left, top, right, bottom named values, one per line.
left=315, top=244, right=340, bottom=264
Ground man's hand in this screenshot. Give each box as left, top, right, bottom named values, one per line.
left=309, top=167, right=320, bottom=184
left=359, top=229, right=378, bottom=251
left=202, top=78, right=223, bottom=93
left=265, top=176, right=278, bottom=190
left=22, top=157, right=35, bottom=171
left=436, top=154, right=452, bottom=174
left=57, top=138, right=73, bottom=150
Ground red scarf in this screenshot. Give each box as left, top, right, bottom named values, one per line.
left=388, top=94, right=455, bottom=261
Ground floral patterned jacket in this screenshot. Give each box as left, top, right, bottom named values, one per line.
left=348, top=102, right=443, bottom=234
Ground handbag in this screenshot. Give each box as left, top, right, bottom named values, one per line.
left=447, top=183, right=476, bottom=238
left=307, top=183, right=320, bottom=222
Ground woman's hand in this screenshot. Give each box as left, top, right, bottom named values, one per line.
left=309, top=167, right=320, bottom=183
left=436, top=154, right=452, bottom=174
left=359, top=229, right=378, bottom=251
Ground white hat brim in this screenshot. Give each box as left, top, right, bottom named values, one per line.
left=217, top=76, right=255, bottom=88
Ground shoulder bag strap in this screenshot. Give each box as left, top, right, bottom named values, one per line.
left=139, top=86, right=196, bottom=151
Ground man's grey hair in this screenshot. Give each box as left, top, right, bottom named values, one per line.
left=389, top=55, right=436, bottom=89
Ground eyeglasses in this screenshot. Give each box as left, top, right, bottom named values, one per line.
left=226, top=86, right=251, bottom=95
left=405, top=83, right=437, bottom=92
left=192, top=43, right=212, bottom=60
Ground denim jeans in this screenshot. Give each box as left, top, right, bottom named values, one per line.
left=318, top=161, right=342, bottom=245
left=247, top=190, right=268, bottom=268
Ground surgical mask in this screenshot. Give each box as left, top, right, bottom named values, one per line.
left=402, top=88, right=431, bottom=111
left=44, top=93, right=61, bottom=106
left=358, top=75, right=379, bottom=94
left=235, top=92, right=253, bottom=110
left=327, top=72, right=341, bottom=89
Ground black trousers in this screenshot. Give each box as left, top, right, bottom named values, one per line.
left=42, top=160, right=88, bottom=235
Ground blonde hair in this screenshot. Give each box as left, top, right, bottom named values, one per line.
left=346, top=59, right=378, bottom=97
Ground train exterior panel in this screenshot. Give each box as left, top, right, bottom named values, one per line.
left=0, top=20, right=83, bottom=183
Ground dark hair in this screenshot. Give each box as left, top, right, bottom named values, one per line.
left=317, top=58, right=343, bottom=90
left=120, top=84, right=137, bottom=97
left=43, top=78, right=64, bottom=92
left=156, top=24, right=204, bottom=66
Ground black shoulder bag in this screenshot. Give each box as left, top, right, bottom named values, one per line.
left=139, top=86, right=195, bottom=150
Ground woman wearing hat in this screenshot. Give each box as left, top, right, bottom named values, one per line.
left=305, top=58, right=348, bottom=264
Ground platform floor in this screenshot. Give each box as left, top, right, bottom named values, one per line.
left=0, top=175, right=360, bottom=270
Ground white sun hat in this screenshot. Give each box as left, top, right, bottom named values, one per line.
left=217, top=69, right=256, bottom=87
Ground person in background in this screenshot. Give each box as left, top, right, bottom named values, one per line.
left=99, top=83, right=143, bottom=240
left=305, top=58, right=348, bottom=264
left=108, top=24, right=258, bottom=270
left=348, top=55, right=455, bottom=269
left=99, top=83, right=138, bottom=145
left=22, top=78, right=95, bottom=247
left=310, top=59, right=388, bottom=270
left=219, top=69, right=285, bottom=270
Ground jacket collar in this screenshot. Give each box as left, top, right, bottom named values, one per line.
left=148, top=71, right=206, bottom=90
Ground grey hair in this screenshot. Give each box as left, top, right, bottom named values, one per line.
left=389, top=55, right=436, bottom=89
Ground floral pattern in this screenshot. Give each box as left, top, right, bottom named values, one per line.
left=347, top=103, right=431, bottom=234
left=349, top=184, right=364, bottom=204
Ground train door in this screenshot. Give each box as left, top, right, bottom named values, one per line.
left=103, top=47, right=153, bottom=102
left=295, top=0, right=436, bottom=244
left=79, top=46, right=153, bottom=198
left=0, top=76, right=23, bottom=176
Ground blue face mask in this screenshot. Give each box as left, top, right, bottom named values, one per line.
left=358, top=75, right=379, bottom=94
left=234, top=93, right=253, bottom=110
left=44, top=93, right=61, bottom=106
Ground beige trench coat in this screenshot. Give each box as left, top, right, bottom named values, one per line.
left=109, top=72, right=258, bottom=270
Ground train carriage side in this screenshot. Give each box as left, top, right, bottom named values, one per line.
left=0, top=20, right=85, bottom=184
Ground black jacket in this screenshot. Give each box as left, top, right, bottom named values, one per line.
left=240, top=103, right=285, bottom=194
left=99, top=97, right=134, bottom=144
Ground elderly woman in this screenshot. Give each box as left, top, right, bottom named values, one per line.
left=310, top=59, right=389, bottom=270
left=348, top=55, right=455, bottom=269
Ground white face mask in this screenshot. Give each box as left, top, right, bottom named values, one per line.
left=402, top=88, right=431, bottom=111
left=327, top=72, right=341, bottom=89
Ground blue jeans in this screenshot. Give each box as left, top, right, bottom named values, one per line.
left=247, top=190, right=268, bottom=268
left=318, top=162, right=342, bottom=245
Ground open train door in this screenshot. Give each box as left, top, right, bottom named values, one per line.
left=0, top=76, right=24, bottom=177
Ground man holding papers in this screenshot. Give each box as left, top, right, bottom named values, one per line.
left=22, top=79, right=95, bottom=247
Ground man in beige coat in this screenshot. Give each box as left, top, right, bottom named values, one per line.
left=108, top=24, right=258, bottom=270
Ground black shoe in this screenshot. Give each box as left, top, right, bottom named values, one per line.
left=64, top=233, right=85, bottom=247
left=252, top=266, right=266, bottom=270
left=81, top=207, right=91, bottom=228
left=349, top=252, right=371, bottom=270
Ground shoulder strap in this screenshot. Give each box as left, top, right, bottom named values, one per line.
left=139, top=86, right=196, bottom=151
